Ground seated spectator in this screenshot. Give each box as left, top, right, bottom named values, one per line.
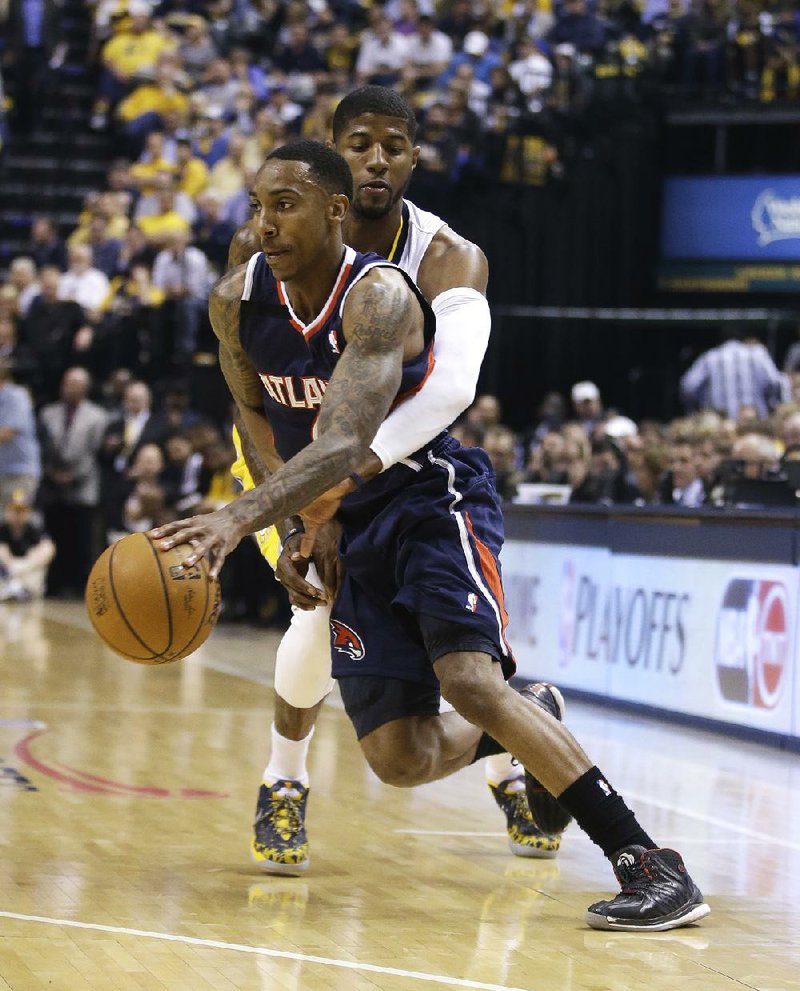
left=29, top=216, right=67, bottom=271
left=272, top=19, right=326, bottom=81
left=151, top=230, right=212, bottom=364
left=261, top=83, right=304, bottom=134
left=116, top=54, right=191, bottom=155
left=8, top=258, right=40, bottom=318
left=570, top=436, right=642, bottom=504
left=656, top=436, right=705, bottom=506
left=178, top=15, right=218, bottom=80
left=117, top=442, right=174, bottom=537
left=509, top=36, right=554, bottom=113
left=548, top=0, right=608, bottom=57
left=135, top=171, right=197, bottom=226
left=780, top=410, right=800, bottom=460
left=408, top=14, right=453, bottom=87
left=627, top=437, right=669, bottom=503
left=0, top=492, right=55, bottom=602
left=104, top=262, right=166, bottom=373
left=91, top=2, right=177, bottom=130
left=206, top=131, right=249, bottom=202
left=571, top=380, right=606, bottom=435
left=731, top=431, right=782, bottom=480
left=174, top=134, right=210, bottom=199
left=161, top=432, right=205, bottom=514
left=193, top=191, right=238, bottom=273
left=465, top=393, right=502, bottom=436
left=229, top=46, right=269, bottom=102
left=136, top=186, right=192, bottom=248
left=325, top=21, right=359, bottom=76
left=129, top=132, right=179, bottom=195
left=525, top=431, right=570, bottom=483
left=199, top=57, right=241, bottom=118
left=441, top=30, right=502, bottom=86
left=483, top=424, right=524, bottom=501
left=356, top=12, right=411, bottom=86
left=58, top=245, right=110, bottom=322
left=82, top=214, right=123, bottom=279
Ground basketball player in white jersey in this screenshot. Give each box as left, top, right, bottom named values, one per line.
left=228, top=87, right=570, bottom=874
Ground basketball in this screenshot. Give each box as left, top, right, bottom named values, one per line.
left=84, top=532, right=221, bottom=664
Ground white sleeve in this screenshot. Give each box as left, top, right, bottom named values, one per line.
left=369, top=287, right=491, bottom=470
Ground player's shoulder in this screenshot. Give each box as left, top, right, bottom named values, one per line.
left=418, top=222, right=488, bottom=295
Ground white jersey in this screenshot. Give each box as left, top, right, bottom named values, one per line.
left=392, top=199, right=447, bottom=282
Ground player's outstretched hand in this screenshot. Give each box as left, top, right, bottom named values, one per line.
left=151, top=509, right=246, bottom=578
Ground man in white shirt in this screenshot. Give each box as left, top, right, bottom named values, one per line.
left=509, top=36, right=554, bottom=112
left=408, top=14, right=453, bottom=85
left=58, top=244, right=110, bottom=319
left=355, top=12, right=410, bottom=85
left=152, top=230, right=212, bottom=364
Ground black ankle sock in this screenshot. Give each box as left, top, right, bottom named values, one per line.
left=471, top=731, right=505, bottom=763
left=557, top=767, right=656, bottom=859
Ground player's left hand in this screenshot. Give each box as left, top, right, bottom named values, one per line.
left=151, top=509, right=246, bottom=578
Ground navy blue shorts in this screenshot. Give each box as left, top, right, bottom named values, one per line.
left=329, top=434, right=516, bottom=693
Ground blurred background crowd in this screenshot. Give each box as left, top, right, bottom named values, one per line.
left=0, top=0, right=798, bottom=615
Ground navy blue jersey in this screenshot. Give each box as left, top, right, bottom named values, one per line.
left=238, top=246, right=436, bottom=462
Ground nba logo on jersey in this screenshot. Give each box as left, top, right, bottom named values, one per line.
left=466, top=593, right=478, bottom=613
left=328, top=328, right=340, bottom=354
left=715, top=578, right=789, bottom=709
left=331, top=620, right=365, bottom=660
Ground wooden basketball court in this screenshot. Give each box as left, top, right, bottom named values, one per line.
left=0, top=599, right=797, bottom=990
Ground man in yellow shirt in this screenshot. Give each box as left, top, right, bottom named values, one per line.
left=117, top=58, right=189, bottom=154
left=90, top=1, right=175, bottom=130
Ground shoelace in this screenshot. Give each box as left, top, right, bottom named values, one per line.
left=256, top=787, right=304, bottom=838
left=615, top=855, right=650, bottom=895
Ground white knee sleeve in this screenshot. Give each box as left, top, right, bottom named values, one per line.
left=274, top=565, right=335, bottom=708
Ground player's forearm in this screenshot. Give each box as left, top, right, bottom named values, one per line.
left=369, top=288, right=491, bottom=469
left=228, top=362, right=398, bottom=534
left=233, top=403, right=282, bottom=480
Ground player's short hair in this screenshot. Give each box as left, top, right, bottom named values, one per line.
left=265, top=140, right=354, bottom=200
left=332, top=86, right=418, bottom=142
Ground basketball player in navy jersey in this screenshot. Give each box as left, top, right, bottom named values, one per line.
left=153, top=141, right=709, bottom=931
left=226, top=87, right=568, bottom=875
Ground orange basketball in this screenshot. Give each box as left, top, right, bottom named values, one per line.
left=85, top=532, right=221, bottom=664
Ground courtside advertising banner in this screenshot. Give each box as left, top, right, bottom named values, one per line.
left=502, top=541, right=798, bottom=738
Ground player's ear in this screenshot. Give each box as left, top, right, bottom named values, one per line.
left=329, top=193, right=349, bottom=223
left=411, top=145, right=421, bottom=170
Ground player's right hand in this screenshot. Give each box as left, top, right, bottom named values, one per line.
left=275, top=532, right=328, bottom=610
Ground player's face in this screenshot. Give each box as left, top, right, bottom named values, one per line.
left=336, top=114, right=419, bottom=219
left=249, top=160, right=344, bottom=281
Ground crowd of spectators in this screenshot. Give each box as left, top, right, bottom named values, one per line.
left=461, top=329, right=800, bottom=512
left=1, top=1, right=799, bottom=611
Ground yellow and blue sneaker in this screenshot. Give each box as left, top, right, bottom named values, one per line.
left=251, top=778, right=310, bottom=875
left=489, top=776, right=562, bottom=859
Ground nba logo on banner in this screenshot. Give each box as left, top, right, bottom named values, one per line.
left=715, top=579, right=789, bottom=709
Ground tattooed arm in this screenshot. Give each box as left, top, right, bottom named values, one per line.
left=227, top=223, right=262, bottom=270
left=153, top=266, right=424, bottom=574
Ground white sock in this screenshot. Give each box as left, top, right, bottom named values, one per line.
left=484, top=753, right=524, bottom=789
left=263, top=723, right=314, bottom=787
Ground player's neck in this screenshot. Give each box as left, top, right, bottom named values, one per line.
left=344, top=202, right=404, bottom=260
left=282, top=247, right=345, bottom=324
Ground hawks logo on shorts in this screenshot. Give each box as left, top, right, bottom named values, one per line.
left=330, top=620, right=365, bottom=661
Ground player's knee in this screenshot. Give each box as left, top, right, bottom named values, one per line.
left=359, top=728, right=435, bottom=787
left=274, top=606, right=334, bottom=708
left=437, top=656, right=500, bottom=725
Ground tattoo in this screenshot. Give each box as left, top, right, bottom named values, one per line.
left=227, top=269, right=420, bottom=535
left=211, top=269, right=264, bottom=410
left=227, top=223, right=261, bottom=270
left=233, top=407, right=269, bottom=486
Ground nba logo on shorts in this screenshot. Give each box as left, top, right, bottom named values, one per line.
left=330, top=620, right=365, bottom=660
left=714, top=579, right=789, bottom=709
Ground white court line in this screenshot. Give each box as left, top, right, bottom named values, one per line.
left=624, top=791, right=800, bottom=854
left=0, top=912, right=530, bottom=991
left=394, top=830, right=772, bottom=846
